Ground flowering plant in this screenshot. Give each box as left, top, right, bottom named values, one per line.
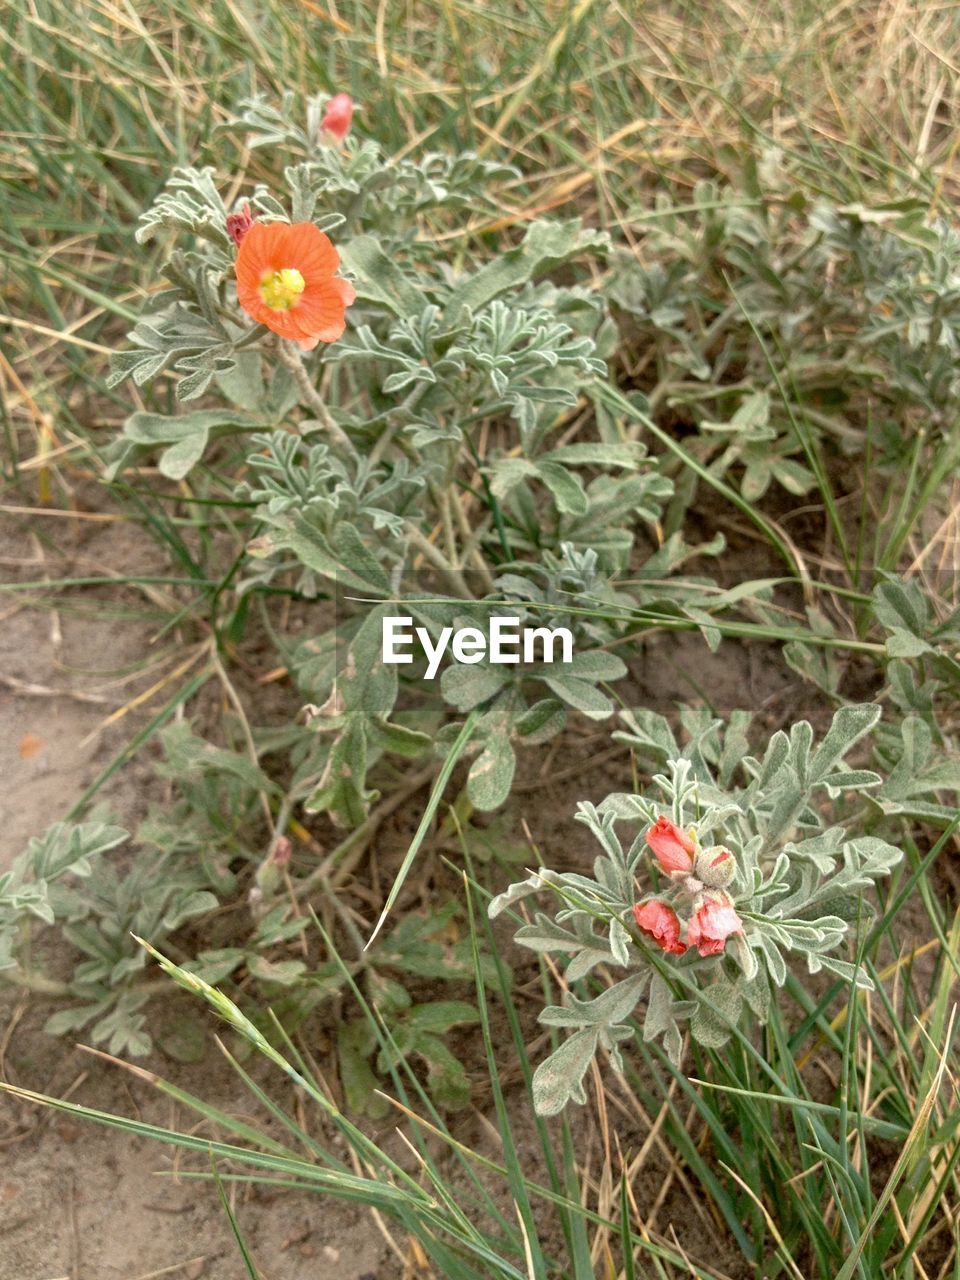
left=2, top=90, right=745, bottom=1076
left=488, top=702, right=902, bottom=1114
left=99, top=88, right=731, bottom=833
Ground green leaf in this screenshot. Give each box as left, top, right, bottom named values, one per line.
left=885, top=628, right=934, bottom=658
left=544, top=672, right=614, bottom=719
left=182, top=949, right=245, bottom=985
left=690, top=981, right=743, bottom=1049
left=772, top=458, right=816, bottom=494
left=246, top=956, right=308, bottom=986
left=158, top=431, right=210, bottom=480
left=419, top=1035, right=473, bottom=1109
left=26, top=822, right=127, bottom=881
left=122, top=408, right=253, bottom=480
left=489, top=456, right=538, bottom=499
left=564, top=650, right=628, bottom=682
left=532, top=1026, right=599, bottom=1116
left=614, top=707, right=679, bottom=760
left=340, top=235, right=427, bottom=318
left=406, top=1001, right=479, bottom=1036
left=540, top=442, right=645, bottom=470
left=538, top=461, right=589, bottom=515
left=513, top=698, right=566, bottom=742
left=162, top=891, right=219, bottom=931
left=215, top=352, right=264, bottom=409
left=369, top=717, right=432, bottom=758
left=44, top=1003, right=108, bottom=1037
left=741, top=459, right=772, bottom=502
left=467, top=735, right=516, bottom=810
left=337, top=1021, right=389, bottom=1118
left=809, top=703, right=881, bottom=783
left=441, top=663, right=510, bottom=712
left=443, top=219, right=609, bottom=319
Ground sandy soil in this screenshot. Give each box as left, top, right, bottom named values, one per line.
left=0, top=511, right=380, bottom=1277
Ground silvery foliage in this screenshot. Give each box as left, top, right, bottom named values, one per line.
left=608, top=156, right=960, bottom=499
left=488, top=703, right=902, bottom=1116
left=0, top=756, right=503, bottom=1088
left=768, top=576, right=960, bottom=827
left=868, top=579, right=960, bottom=826
left=0, top=725, right=345, bottom=1057
left=103, top=91, right=717, bottom=823
left=0, top=820, right=218, bottom=1056
left=0, top=823, right=127, bottom=973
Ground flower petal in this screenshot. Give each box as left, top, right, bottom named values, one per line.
left=290, top=278, right=353, bottom=342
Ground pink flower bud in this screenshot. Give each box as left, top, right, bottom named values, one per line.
left=270, top=835, right=292, bottom=867
left=687, top=892, right=743, bottom=957
left=633, top=899, right=686, bottom=954
left=226, top=201, right=255, bottom=247
left=645, top=816, right=696, bottom=874
left=320, top=93, right=353, bottom=142
left=693, top=844, right=736, bottom=890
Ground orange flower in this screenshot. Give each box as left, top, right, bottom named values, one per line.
left=235, top=221, right=356, bottom=350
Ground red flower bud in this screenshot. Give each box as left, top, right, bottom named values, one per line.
left=687, top=892, right=743, bottom=957
left=226, top=201, right=255, bottom=247
left=693, top=844, right=737, bottom=889
left=320, top=93, right=353, bottom=143
left=270, top=835, right=292, bottom=867
left=645, top=816, right=696, bottom=874
left=633, top=899, right=686, bottom=954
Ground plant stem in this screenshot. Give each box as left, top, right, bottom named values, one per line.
left=429, top=479, right=460, bottom=568
left=404, top=522, right=474, bottom=599
left=276, top=341, right=354, bottom=454
left=449, top=485, right=495, bottom=593
left=0, top=967, right=70, bottom=996
left=211, top=649, right=274, bottom=832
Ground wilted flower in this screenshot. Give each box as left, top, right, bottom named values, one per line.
left=226, top=200, right=255, bottom=246
left=645, top=816, right=696, bottom=874
left=693, top=844, right=737, bottom=890
left=687, top=892, right=743, bottom=957
left=633, top=899, right=686, bottom=954
left=320, top=92, right=353, bottom=142
left=235, top=221, right=356, bottom=350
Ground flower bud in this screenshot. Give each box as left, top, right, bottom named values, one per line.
left=320, top=92, right=353, bottom=142
left=226, top=200, right=255, bottom=247
left=633, top=899, right=686, bottom=955
left=693, top=844, right=736, bottom=889
left=645, top=816, right=696, bottom=874
left=687, top=891, right=743, bottom=957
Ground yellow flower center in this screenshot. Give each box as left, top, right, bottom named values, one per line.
left=259, top=267, right=306, bottom=311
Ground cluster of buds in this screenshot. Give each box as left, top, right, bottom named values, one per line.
left=632, top=817, right=743, bottom=958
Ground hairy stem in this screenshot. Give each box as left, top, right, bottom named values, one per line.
left=276, top=340, right=354, bottom=454
left=404, top=523, right=474, bottom=599
left=449, top=485, right=495, bottom=593
left=0, top=966, right=71, bottom=997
